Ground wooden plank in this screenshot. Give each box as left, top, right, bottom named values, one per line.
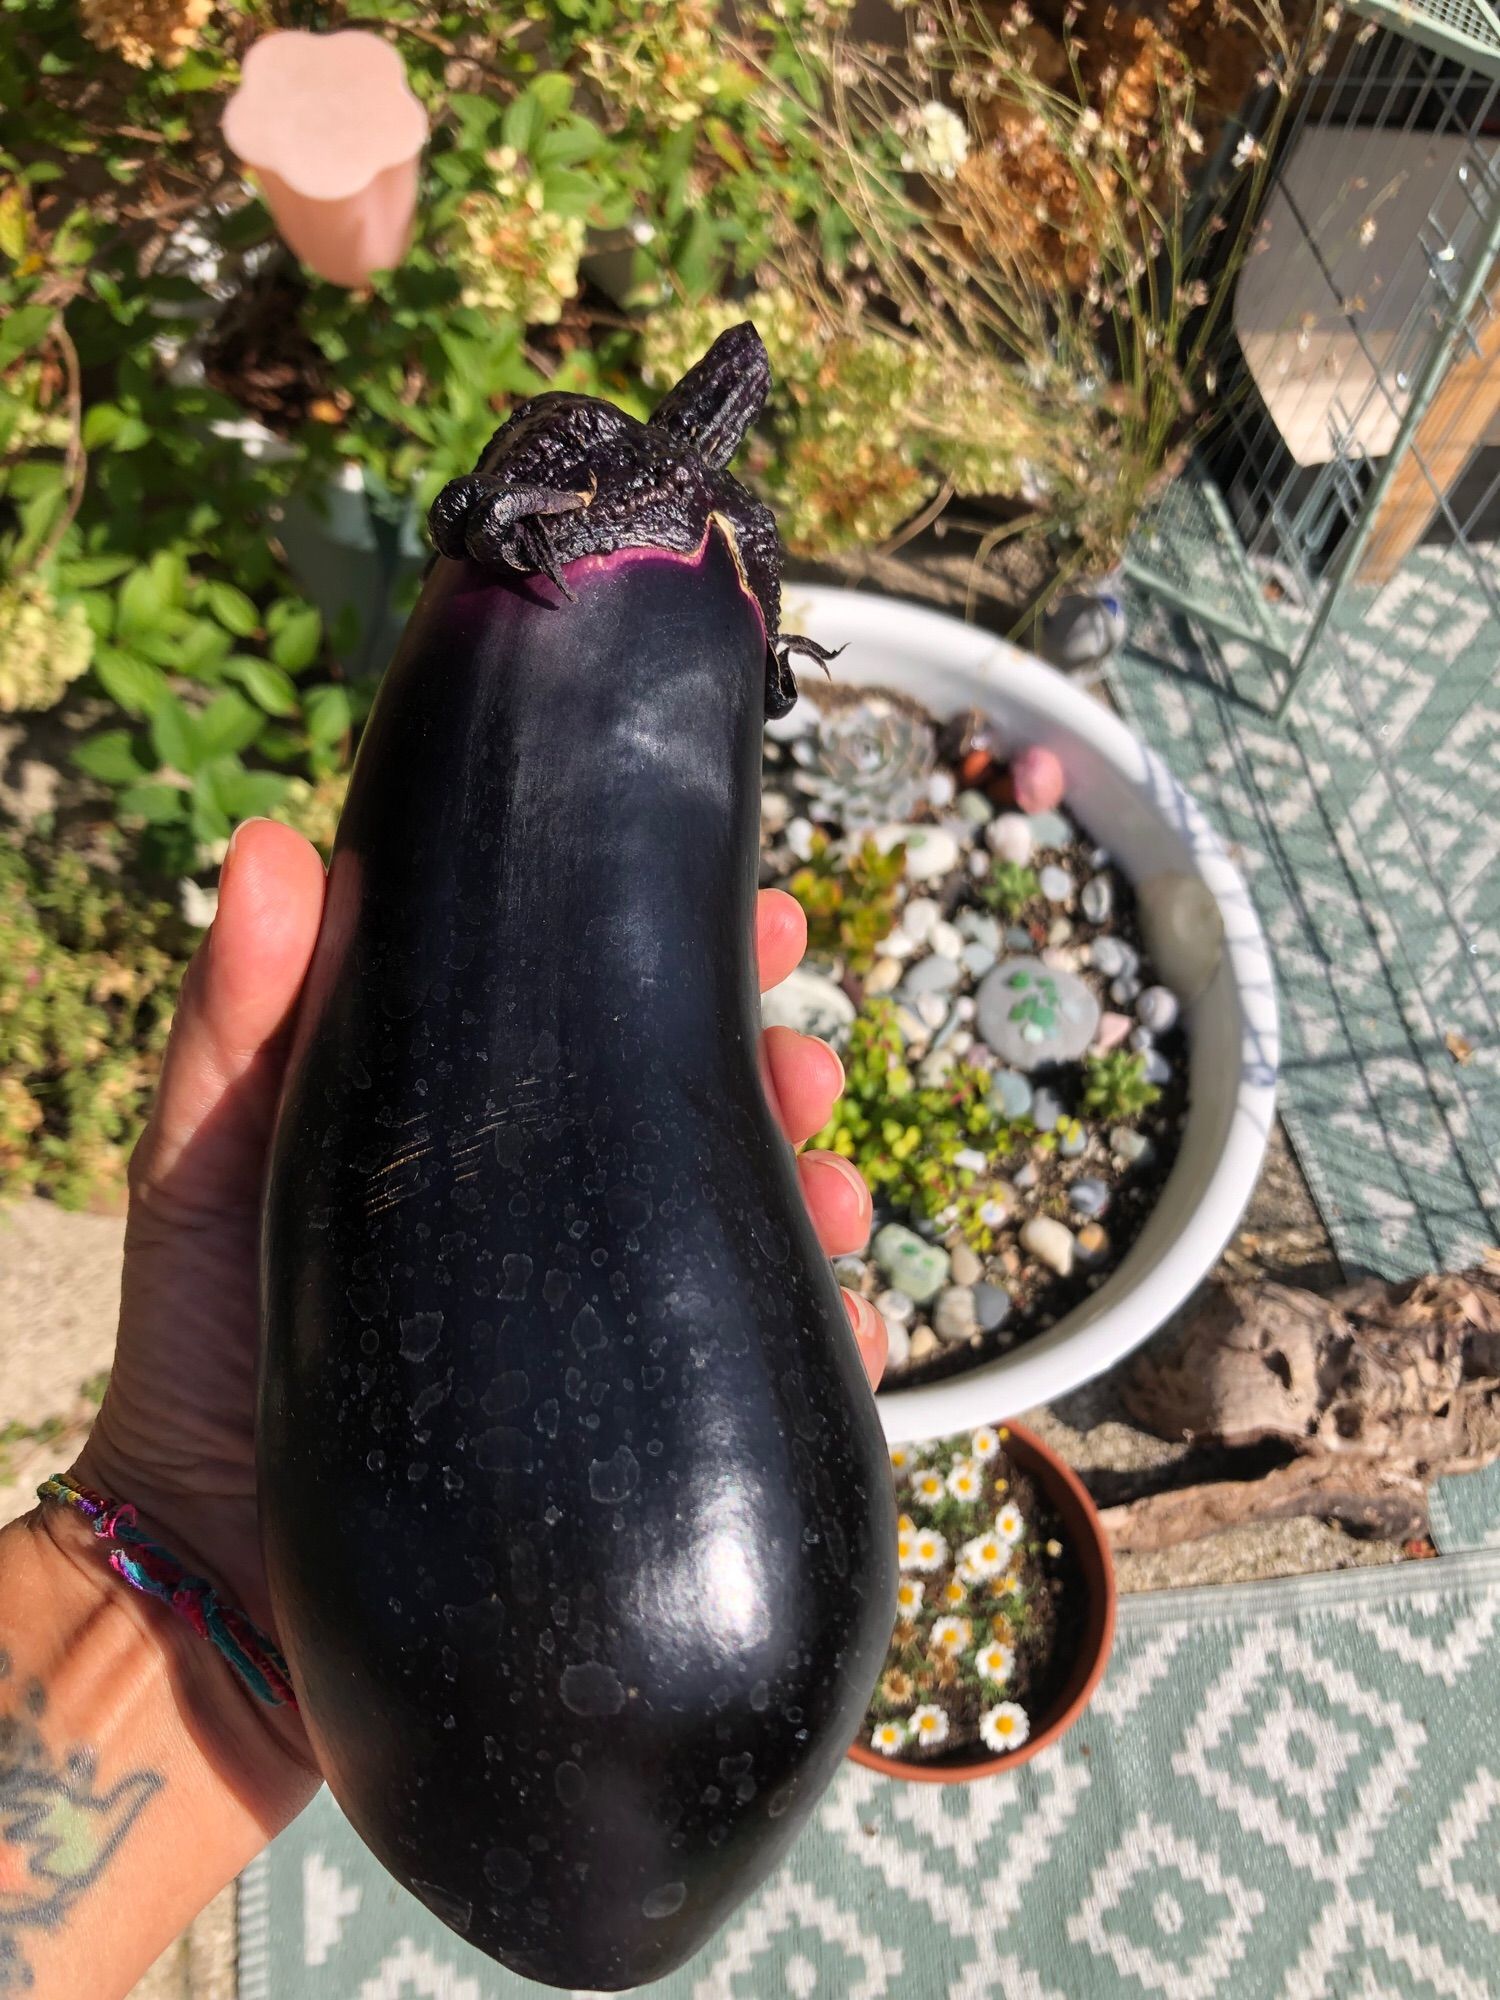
left=1357, top=267, right=1500, bottom=585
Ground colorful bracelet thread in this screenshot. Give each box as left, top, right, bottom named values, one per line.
left=37, top=1471, right=297, bottom=1709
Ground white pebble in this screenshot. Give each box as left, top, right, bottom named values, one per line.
left=926, top=770, right=957, bottom=808
left=969, top=849, right=991, bottom=878
left=979, top=1199, right=1009, bottom=1227
left=1021, top=1216, right=1076, bottom=1276
left=900, top=896, right=941, bottom=943
left=786, top=817, right=816, bottom=862
left=949, top=1029, right=973, bottom=1055
left=876, top=824, right=959, bottom=882
left=916, top=993, right=948, bottom=1028
left=864, top=958, right=902, bottom=995
left=883, top=927, right=918, bottom=960
left=954, top=1148, right=988, bottom=1173
left=929, top=920, right=964, bottom=960
left=986, top=813, right=1034, bottom=864
left=1137, top=985, right=1180, bottom=1033
left=882, top=1316, right=912, bottom=1369
left=955, top=996, right=977, bottom=1020
left=875, top=1288, right=914, bottom=1323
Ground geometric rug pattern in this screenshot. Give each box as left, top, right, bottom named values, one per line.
left=1110, top=542, right=1500, bottom=1281
left=240, top=1545, right=1500, bottom=2000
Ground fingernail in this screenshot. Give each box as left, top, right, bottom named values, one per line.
left=225, top=815, right=271, bottom=866
left=811, top=1037, right=845, bottom=1092
left=817, top=1151, right=868, bottom=1202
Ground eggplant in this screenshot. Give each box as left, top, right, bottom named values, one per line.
left=259, top=325, right=897, bottom=1990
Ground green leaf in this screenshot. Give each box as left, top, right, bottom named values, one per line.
left=54, top=552, right=134, bottom=588
left=0, top=185, right=29, bottom=261
left=93, top=647, right=168, bottom=717
left=303, top=683, right=351, bottom=746
left=539, top=167, right=597, bottom=220
left=115, top=565, right=165, bottom=641
left=176, top=617, right=233, bottom=677
left=150, top=695, right=199, bottom=775
left=215, top=768, right=291, bottom=820
left=72, top=730, right=147, bottom=785
left=225, top=656, right=299, bottom=715
left=189, top=786, right=233, bottom=845
left=202, top=579, right=260, bottom=637
left=269, top=604, right=322, bottom=672
left=118, top=782, right=187, bottom=825
left=0, top=303, right=51, bottom=371
left=196, top=690, right=264, bottom=759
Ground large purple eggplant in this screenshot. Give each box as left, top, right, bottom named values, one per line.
left=258, top=327, right=897, bottom=1989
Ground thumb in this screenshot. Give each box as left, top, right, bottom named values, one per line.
left=130, top=819, right=326, bottom=1217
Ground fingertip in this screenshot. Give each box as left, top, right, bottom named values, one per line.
left=843, top=1287, right=888, bottom=1389
left=798, top=1150, right=872, bottom=1255
left=755, top=888, right=807, bottom=991
left=202, top=818, right=326, bottom=1055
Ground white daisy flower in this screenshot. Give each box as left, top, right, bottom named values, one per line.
left=971, top=1426, right=1001, bottom=1461
left=995, top=1504, right=1026, bottom=1546
left=941, top=1577, right=968, bottom=1608
left=958, top=1533, right=1008, bottom=1580
left=898, top=1512, right=915, bottom=1535
left=976, top=1640, right=1014, bottom=1684
left=889, top=1446, right=912, bottom=1472
left=909, top=1703, right=951, bottom=1748
left=980, top=1702, right=1030, bottom=1754
left=870, top=1719, right=907, bottom=1756
left=930, top=1615, right=971, bottom=1654
left=946, top=1459, right=982, bottom=1501
left=913, top=1469, right=947, bottom=1505
left=897, top=1528, right=917, bottom=1568
left=897, top=1576, right=925, bottom=1615
left=910, top=1529, right=948, bottom=1572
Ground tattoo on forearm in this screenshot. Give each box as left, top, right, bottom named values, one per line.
left=0, top=1649, right=162, bottom=1993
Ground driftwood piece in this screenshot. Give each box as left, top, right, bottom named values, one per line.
left=1102, top=1267, right=1500, bottom=1551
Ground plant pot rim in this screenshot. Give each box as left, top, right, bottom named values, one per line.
left=847, top=1420, right=1116, bottom=1783
left=781, top=583, right=1279, bottom=1436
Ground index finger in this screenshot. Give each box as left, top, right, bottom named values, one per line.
left=756, top=888, right=806, bottom=992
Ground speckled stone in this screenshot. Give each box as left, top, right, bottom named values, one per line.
left=1137, top=985, right=1180, bottom=1033
left=864, top=957, right=902, bottom=995
left=875, top=1287, right=914, bottom=1323
left=949, top=1242, right=983, bottom=1285
left=882, top=1314, right=912, bottom=1369
left=1110, top=973, right=1142, bottom=1006
left=975, top=958, right=1100, bottom=1070
left=1020, top=1215, right=1075, bottom=1276
left=1112, top=1127, right=1153, bottom=1164
left=872, top=1224, right=950, bottom=1304
left=1039, top=865, right=1074, bottom=903
left=1068, top=1178, right=1109, bottom=1218
left=1080, top=875, right=1113, bottom=924
left=932, top=1285, right=980, bottom=1344
left=957, top=910, right=1001, bottom=950
left=760, top=968, right=855, bottom=1040
left=988, top=1070, right=1034, bottom=1120
left=962, top=941, right=997, bottom=979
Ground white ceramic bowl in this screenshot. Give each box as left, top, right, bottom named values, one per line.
left=781, top=585, right=1279, bottom=1441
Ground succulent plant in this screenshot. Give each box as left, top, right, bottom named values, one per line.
left=786, top=830, right=907, bottom=973
left=791, top=691, right=935, bottom=829
left=979, top=860, right=1040, bottom=918
left=1081, top=1049, right=1161, bottom=1120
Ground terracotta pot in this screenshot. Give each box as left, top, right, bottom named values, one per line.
left=847, top=1421, right=1116, bottom=1783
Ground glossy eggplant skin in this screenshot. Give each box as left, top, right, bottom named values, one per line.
left=258, top=527, right=897, bottom=1990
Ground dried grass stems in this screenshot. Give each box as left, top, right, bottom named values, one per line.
left=739, top=0, right=1336, bottom=612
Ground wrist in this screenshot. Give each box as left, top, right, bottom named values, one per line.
left=32, top=1475, right=319, bottom=1815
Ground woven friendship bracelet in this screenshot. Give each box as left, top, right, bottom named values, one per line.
left=37, top=1471, right=298, bottom=1709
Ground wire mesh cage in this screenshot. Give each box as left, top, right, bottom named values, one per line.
left=1115, top=0, right=1500, bottom=1276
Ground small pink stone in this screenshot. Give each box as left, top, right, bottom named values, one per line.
left=1092, top=1011, right=1132, bottom=1053
left=223, top=31, right=428, bottom=288
left=1011, top=745, right=1066, bottom=814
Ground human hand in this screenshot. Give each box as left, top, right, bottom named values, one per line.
left=72, top=819, right=881, bottom=1790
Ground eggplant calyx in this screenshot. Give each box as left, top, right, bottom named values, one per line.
left=428, top=323, right=822, bottom=718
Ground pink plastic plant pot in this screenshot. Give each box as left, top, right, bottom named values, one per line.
left=223, top=30, right=427, bottom=289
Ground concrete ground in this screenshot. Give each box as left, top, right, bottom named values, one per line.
left=0, top=1117, right=1393, bottom=1998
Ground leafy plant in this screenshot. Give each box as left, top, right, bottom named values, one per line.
left=979, top=861, right=1040, bottom=919
left=813, top=999, right=1023, bottom=1238
left=1081, top=1049, right=1161, bottom=1121
left=786, top=830, right=906, bottom=972
left=0, top=828, right=188, bottom=1206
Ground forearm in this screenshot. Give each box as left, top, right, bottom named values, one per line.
left=0, top=1508, right=317, bottom=2000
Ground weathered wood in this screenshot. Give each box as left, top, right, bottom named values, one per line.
left=1108, top=1267, right=1500, bottom=1548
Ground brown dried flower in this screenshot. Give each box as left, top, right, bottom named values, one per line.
left=80, top=0, right=213, bottom=68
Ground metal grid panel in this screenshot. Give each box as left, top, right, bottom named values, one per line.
left=1354, top=0, right=1500, bottom=78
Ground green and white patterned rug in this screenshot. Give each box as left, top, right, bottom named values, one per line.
left=239, top=1543, right=1500, bottom=1999
left=1110, top=545, right=1500, bottom=1281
